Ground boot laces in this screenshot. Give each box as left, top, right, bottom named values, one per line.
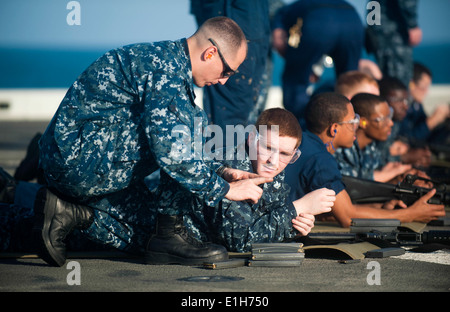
left=174, top=224, right=207, bottom=248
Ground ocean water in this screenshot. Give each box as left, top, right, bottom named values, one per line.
left=0, top=43, right=449, bottom=89
left=0, top=47, right=106, bottom=89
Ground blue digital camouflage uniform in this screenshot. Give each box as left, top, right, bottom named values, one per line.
left=399, top=100, right=431, bottom=145
left=181, top=143, right=298, bottom=253
left=365, top=0, right=419, bottom=87
left=375, top=121, right=402, bottom=167
left=38, top=39, right=230, bottom=254
left=333, top=140, right=382, bottom=180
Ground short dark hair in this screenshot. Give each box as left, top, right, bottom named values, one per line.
left=305, top=92, right=350, bottom=134
left=378, top=76, right=407, bottom=99
left=412, top=62, right=432, bottom=83
left=351, top=93, right=386, bottom=118
left=256, top=108, right=302, bottom=148
left=196, top=17, right=247, bottom=55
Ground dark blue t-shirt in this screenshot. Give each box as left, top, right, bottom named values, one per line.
left=285, top=131, right=346, bottom=201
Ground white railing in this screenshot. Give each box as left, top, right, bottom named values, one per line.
left=0, top=86, right=448, bottom=121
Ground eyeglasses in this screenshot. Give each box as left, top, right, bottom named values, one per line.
left=255, top=132, right=301, bottom=164
left=371, top=107, right=394, bottom=125
left=387, top=96, right=409, bottom=105
left=337, top=114, right=360, bottom=130
left=208, top=38, right=236, bottom=78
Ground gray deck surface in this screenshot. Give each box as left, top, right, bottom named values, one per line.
left=1, top=121, right=449, bottom=300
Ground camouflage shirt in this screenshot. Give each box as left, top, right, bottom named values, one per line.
left=183, top=143, right=298, bottom=252
left=334, top=139, right=381, bottom=180
left=39, top=39, right=229, bottom=211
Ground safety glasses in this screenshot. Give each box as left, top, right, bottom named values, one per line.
left=255, top=132, right=301, bottom=164
left=208, top=38, right=236, bottom=78
left=338, top=113, right=360, bottom=130
left=371, top=107, right=394, bottom=125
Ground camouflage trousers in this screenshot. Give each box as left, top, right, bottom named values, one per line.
left=0, top=180, right=158, bottom=255
left=49, top=176, right=158, bottom=255
left=79, top=179, right=158, bottom=254
left=366, top=29, right=413, bottom=87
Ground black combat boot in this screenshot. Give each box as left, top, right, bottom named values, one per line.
left=32, top=187, right=94, bottom=267
left=145, top=214, right=228, bottom=265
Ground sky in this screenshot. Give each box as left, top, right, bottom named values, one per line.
left=0, top=0, right=197, bottom=50
left=1, top=0, right=449, bottom=50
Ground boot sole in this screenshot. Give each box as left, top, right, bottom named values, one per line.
left=144, top=251, right=228, bottom=265
left=32, top=188, right=66, bottom=267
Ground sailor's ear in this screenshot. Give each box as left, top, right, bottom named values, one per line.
left=203, top=46, right=217, bottom=61
left=360, top=118, right=368, bottom=128
left=329, top=124, right=338, bottom=137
